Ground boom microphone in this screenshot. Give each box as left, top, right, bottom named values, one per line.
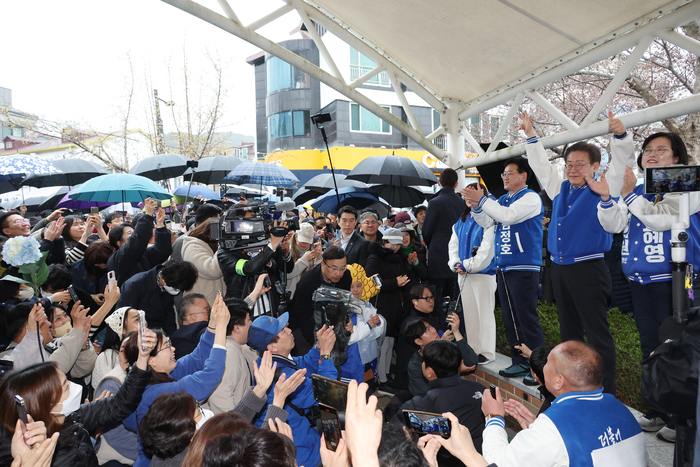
left=269, top=200, right=296, bottom=214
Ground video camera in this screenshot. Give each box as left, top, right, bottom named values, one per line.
left=210, top=200, right=299, bottom=251
left=312, top=287, right=365, bottom=367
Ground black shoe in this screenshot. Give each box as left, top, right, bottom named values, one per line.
left=499, top=363, right=530, bottom=378
left=523, top=373, right=538, bottom=386
left=376, top=381, right=398, bottom=396
left=478, top=354, right=488, bottom=364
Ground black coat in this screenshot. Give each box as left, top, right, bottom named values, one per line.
left=290, top=263, right=352, bottom=345
left=366, top=245, right=410, bottom=338
left=117, top=266, right=177, bottom=335
left=0, top=366, right=151, bottom=467
left=170, top=321, right=208, bottom=360
left=106, top=215, right=173, bottom=284
left=423, top=187, right=464, bottom=279
left=344, top=232, right=370, bottom=268
left=218, top=244, right=294, bottom=314
left=396, top=375, right=486, bottom=465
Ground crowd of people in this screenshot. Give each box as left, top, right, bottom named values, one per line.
left=2, top=109, right=696, bottom=466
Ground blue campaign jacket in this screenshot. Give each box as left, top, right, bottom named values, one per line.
left=545, top=388, right=644, bottom=467
left=253, top=347, right=337, bottom=467
left=452, top=215, right=496, bottom=275
left=621, top=185, right=700, bottom=283
left=548, top=182, right=612, bottom=265
left=124, top=330, right=226, bottom=467
left=490, top=187, right=543, bottom=271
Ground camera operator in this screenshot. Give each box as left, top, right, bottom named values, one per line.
left=217, top=203, right=294, bottom=318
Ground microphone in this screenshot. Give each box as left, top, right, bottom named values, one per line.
left=269, top=200, right=296, bottom=214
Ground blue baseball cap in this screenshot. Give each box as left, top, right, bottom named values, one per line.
left=247, top=312, right=289, bottom=351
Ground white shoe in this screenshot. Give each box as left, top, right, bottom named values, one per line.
left=656, top=426, right=676, bottom=443
left=638, top=414, right=665, bottom=432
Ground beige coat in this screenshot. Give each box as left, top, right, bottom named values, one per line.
left=180, top=235, right=226, bottom=305
left=205, top=336, right=259, bottom=414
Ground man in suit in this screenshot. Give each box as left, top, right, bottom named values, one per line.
left=289, top=246, right=352, bottom=354
left=337, top=205, right=370, bottom=267
left=423, top=168, right=465, bottom=324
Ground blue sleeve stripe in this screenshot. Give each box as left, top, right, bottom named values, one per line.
left=624, top=192, right=638, bottom=205
left=477, top=196, right=487, bottom=209
left=526, top=136, right=538, bottom=144
left=486, top=416, right=506, bottom=429
left=612, top=131, right=628, bottom=140
left=599, top=198, right=615, bottom=209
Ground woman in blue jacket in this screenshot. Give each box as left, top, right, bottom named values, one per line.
left=123, top=295, right=230, bottom=467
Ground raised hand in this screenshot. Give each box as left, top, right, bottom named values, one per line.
left=504, top=399, right=537, bottom=430
left=519, top=110, right=536, bottom=138
left=253, top=351, right=277, bottom=397
left=608, top=111, right=627, bottom=137
left=144, top=198, right=156, bottom=217
left=344, top=381, right=381, bottom=467
left=70, top=301, right=90, bottom=332
left=461, top=185, right=484, bottom=205
left=272, top=368, right=307, bottom=408
left=268, top=418, right=294, bottom=443
left=430, top=412, right=489, bottom=467
left=621, top=165, right=637, bottom=198
left=316, top=325, right=336, bottom=355
left=583, top=172, right=610, bottom=201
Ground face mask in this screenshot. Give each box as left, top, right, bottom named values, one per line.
left=163, top=285, right=180, bottom=296
left=17, top=288, right=34, bottom=301
left=51, top=381, right=82, bottom=416
left=40, top=289, right=51, bottom=298
left=196, top=408, right=215, bottom=430
left=53, top=322, right=72, bottom=338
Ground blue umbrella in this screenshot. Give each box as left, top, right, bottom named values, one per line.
left=173, top=184, right=221, bottom=201
left=68, top=173, right=171, bottom=203
left=224, top=162, right=299, bottom=187
left=0, top=155, right=62, bottom=176
left=310, top=186, right=380, bottom=214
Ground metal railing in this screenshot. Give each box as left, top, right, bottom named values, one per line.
left=350, top=64, right=391, bottom=87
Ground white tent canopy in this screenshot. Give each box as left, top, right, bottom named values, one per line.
left=162, top=0, right=700, bottom=169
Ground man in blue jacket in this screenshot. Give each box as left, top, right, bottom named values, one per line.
left=248, top=312, right=337, bottom=467
left=464, top=158, right=545, bottom=381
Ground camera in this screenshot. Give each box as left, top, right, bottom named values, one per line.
left=210, top=201, right=289, bottom=251
left=312, top=287, right=365, bottom=366
left=443, top=295, right=459, bottom=316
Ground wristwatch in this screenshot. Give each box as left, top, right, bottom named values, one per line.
left=320, top=354, right=332, bottom=360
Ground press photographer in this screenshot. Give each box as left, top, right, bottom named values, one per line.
left=215, top=200, right=296, bottom=317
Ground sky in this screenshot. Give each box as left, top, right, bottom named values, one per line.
left=1, top=0, right=300, bottom=139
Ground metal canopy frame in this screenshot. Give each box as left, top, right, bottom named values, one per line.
left=163, top=0, right=700, bottom=171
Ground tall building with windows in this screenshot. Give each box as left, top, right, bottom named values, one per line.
left=246, top=23, right=494, bottom=184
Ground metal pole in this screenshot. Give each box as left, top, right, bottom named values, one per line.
left=445, top=107, right=466, bottom=190
left=319, top=126, right=341, bottom=208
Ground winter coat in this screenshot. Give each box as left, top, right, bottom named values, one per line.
left=106, top=215, right=172, bottom=284
left=180, top=235, right=225, bottom=305
left=366, top=245, right=411, bottom=338
left=0, top=365, right=150, bottom=467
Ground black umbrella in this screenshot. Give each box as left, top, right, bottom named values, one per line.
left=183, top=155, right=245, bottom=185
left=22, top=159, right=108, bottom=188
left=346, top=155, right=438, bottom=187
left=292, top=187, right=324, bottom=204
left=304, top=173, right=367, bottom=190
left=129, top=153, right=190, bottom=181
left=0, top=174, right=25, bottom=194
left=370, top=185, right=425, bottom=208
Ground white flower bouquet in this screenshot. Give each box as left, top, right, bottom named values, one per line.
left=2, top=236, right=48, bottom=297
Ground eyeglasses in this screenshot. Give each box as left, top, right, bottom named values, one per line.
left=643, top=147, right=671, bottom=156
left=417, top=296, right=435, bottom=302
left=13, top=218, right=30, bottom=225
left=157, top=339, right=172, bottom=354
left=501, top=171, right=520, bottom=179
left=323, top=261, right=347, bottom=273
left=565, top=161, right=590, bottom=171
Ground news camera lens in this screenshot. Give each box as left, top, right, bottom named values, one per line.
left=678, top=231, right=689, bottom=242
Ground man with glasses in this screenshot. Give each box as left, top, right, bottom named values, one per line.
left=337, top=205, right=370, bottom=267
left=289, top=245, right=352, bottom=353
left=518, top=111, right=617, bottom=394
left=170, top=293, right=211, bottom=359
left=0, top=210, right=66, bottom=266
left=463, top=158, right=545, bottom=382
left=359, top=210, right=384, bottom=245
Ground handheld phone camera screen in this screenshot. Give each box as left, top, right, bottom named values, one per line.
left=370, top=274, right=382, bottom=287
left=311, top=374, right=349, bottom=411
left=91, top=207, right=100, bottom=215
left=319, top=404, right=341, bottom=452
left=67, top=285, right=80, bottom=304
left=645, top=166, right=700, bottom=194
left=403, top=410, right=452, bottom=438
